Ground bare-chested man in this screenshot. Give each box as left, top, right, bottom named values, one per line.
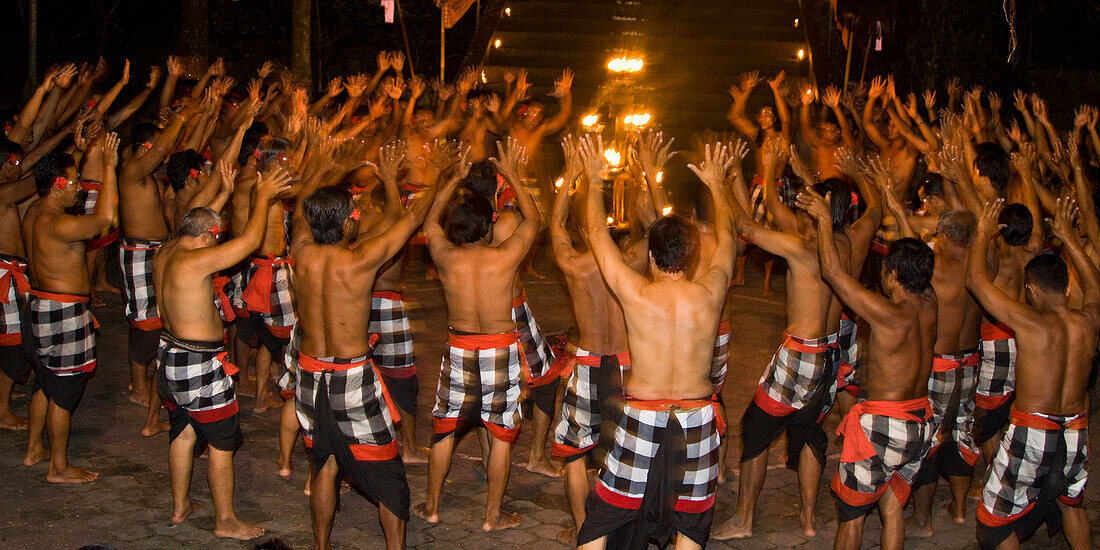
left=415, top=138, right=539, bottom=531
left=714, top=142, right=852, bottom=540
left=800, top=84, right=857, bottom=182
left=21, top=139, right=120, bottom=483
left=803, top=188, right=938, bottom=550
left=574, top=137, right=734, bottom=549
left=0, top=140, right=35, bottom=431
left=896, top=209, right=983, bottom=534
left=152, top=169, right=289, bottom=540
left=117, top=109, right=187, bottom=436
left=864, top=77, right=921, bottom=190
left=289, top=151, right=440, bottom=549
left=970, top=199, right=1095, bottom=550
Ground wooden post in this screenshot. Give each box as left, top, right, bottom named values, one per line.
left=291, top=0, right=311, bottom=82
left=440, top=9, right=446, bottom=82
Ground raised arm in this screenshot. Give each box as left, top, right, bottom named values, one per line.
left=375, top=140, right=407, bottom=220
left=799, top=188, right=895, bottom=324
left=686, top=143, right=737, bottom=293
left=94, top=60, right=130, bottom=117
left=491, top=138, right=541, bottom=249
left=160, top=56, right=184, bottom=111
left=108, top=65, right=159, bottom=129
left=191, top=168, right=292, bottom=275
left=726, top=72, right=761, bottom=138
left=579, top=134, right=647, bottom=296
left=966, top=199, right=1039, bottom=326
left=863, top=77, right=891, bottom=150
left=540, top=69, right=573, bottom=135
left=634, top=129, right=675, bottom=217
left=54, top=133, right=121, bottom=241
left=759, top=139, right=798, bottom=232
left=768, top=71, right=792, bottom=140
left=7, top=66, right=67, bottom=144
left=823, top=86, right=857, bottom=149
left=122, top=108, right=188, bottom=179
left=550, top=135, right=583, bottom=263
left=799, top=84, right=823, bottom=148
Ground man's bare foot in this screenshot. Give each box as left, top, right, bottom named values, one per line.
left=171, top=501, right=202, bottom=523
left=128, top=391, right=150, bottom=407
left=712, top=515, right=752, bottom=540
left=0, top=412, right=28, bottom=430
left=908, top=517, right=933, bottom=538
left=425, top=266, right=440, bottom=281
left=556, top=527, right=576, bottom=545
left=46, top=465, right=99, bottom=483
left=799, top=509, right=819, bottom=537
left=276, top=464, right=291, bottom=478
left=141, top=421, right=170, bottom=437
left=23, top=447, right=48, bottom=466
left=944, top=501, right=966, bottom=524
left=252, top=394, right=282, bottom=414
left=730, top=276, right=745, bottom=287
left=761, top=287, right=775, bottom=297
left=413, top=502, right=440, bottom=523
left=401, top=446, right=429, bottom=465
left=213, top=516, right=265, bottom=540
left=482, top=510, right=522, bottom=531
left=523, top=266, right=545, bottom=279
left=303, top=475, right=311, bottom=496
left=717, top=464, right=733, bottom=485
left=523, top=458, right=562, bottom=478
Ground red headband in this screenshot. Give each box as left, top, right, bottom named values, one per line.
left=252, top=148, right=262, bottom=160
left=189, top=168, right=199, bottom=179
left=85, top=100, right=97, bottom=110
left=53, top=176, right=69, bottom=190
left=209, top=224, right=223, bottom=238
left=6, top=153, right=17, bottom=166
left=349, top=209, right=360, bottom=221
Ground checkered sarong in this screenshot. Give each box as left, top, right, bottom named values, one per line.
left=0, top=255, right=29, bottom=346
left=711, top=321, right=730, bottom=392
left=296, top=351, right=399, bottom=452
left=552, top=348, right=630, bottom=460
left=369, top=291, right=415, bottom=376
left=432, top=331, right=524, bottom=442
left=755, top=332, right=841, bottom=416
left=927, top=349, right=980, bottom=466
left=229, top=263, right=248, bottom=312
left=29, top=291, right=96, bottom=374
left=277, top=323, right=300, bottom=399
left=156, top=333, right=237, bottom=418
left=212, top=275, right=235, bottom=323
left=118, top=238, right=164, bottom=330
left=595, top=398, right=722, bottom=512
left=977, top=409, right=1088, bottom=547
left=241, top=255, right=295, bottom=338
left=512, top=292, right=556, bottom=384
left=75, top=181, right=119, bottom=249
left=748, top=177, right=769, bottom=222
left=831, top=398, right=933, bottom=512
left=838, top=315, right=860, bottom=391
left=976, top=322, right=1016, bottom=410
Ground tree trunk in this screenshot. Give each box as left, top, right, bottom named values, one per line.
left=179, top=0, right=209, bottom=72
left=292, top=0, right=311, bottom=82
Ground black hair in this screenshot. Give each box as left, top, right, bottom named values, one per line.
left=302, top=186, right=354, bottom=244
left=974, top=142, right=1010, bottom=194
left=0, top=137, right=23, bottom=160
left=464, top=161, right=497, bottom=199
left=258, top=137, right=290, bottom=170
left=919, top=172, right=945, bottom=198
left=648, top=215, right=699, bottom=273
left=937, top=210, right=977, bottom=247
left=443, top=193, right=495, bottom=245
left=33, top=151, right=75, bottom=197
left=884, top=237, right=935, bottom=294
left=237, top=123, right=271, bottom=166
left=1025, top=252, right=1069, bottom=294
left=130, top=122, right=159, bottom=153
left=811, top=178, right=851, bottom=231
left=998, top=203, right=1032, bottom=246
left=166, top=150, right=204, bottom=191
left=178, top=207, right=221, bottom=238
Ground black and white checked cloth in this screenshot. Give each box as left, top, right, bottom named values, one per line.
left=29, top=291, right=96, bottom=374
left=552, top=348, right=630, bottom=461
left=118, top=238, right=163, bottom=328
left=369, top=291, right=416, bottom=375
left=296, top=351, right=398, bottom=448
left=156, top=333, right=236, bottom=415
left=512, top=293, right=555, bottom=381
left=432, top=331, right=524, bottom=441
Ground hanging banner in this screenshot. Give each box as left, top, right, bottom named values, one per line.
left=381, top=0, right=395, bottom=23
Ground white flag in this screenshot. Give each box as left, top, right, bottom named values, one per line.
left=382, top=0, right=395, bottom=23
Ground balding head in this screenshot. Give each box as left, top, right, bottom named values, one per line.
left=178, top=207, right=222, bottom=239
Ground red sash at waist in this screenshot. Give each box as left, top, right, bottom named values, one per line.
left=241, top=254, right=292, bottom=314
left=981, top=321, right=1014, bottom=340
left=448, top=330, right=519, bottom=351
left=932, top=349, right=980, bottom=372
left=1010, top=407, right=1087, bottom=431
left=837, top=397, right=932, bottom=463
left=0, top=258, right=29, bottom=304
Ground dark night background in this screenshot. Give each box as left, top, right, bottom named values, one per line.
left=0, top=0, right=1097, bottom=122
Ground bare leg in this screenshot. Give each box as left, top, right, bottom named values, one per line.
left=310, top=456, right=338, bottom=550
left=378, top=498, right=407, bottom=550
left=524, top=406, right=561, bottom=477
left=252, top=346, right=281, bottom=414
left=141, top=375, right=169, bottom=436
left=578, top=536, right=607, bottom=550
left=128, top=357, right=150, bottom=407
left=44, top=400, right=98, bottom=483
left=796, top=445, right=822, bottom=536
left=232, top=336, right=255, bottom=397
left=712, top=452, right=768, bottom=539
left=23, top=389, right=48, bottom=465
left=945, top=474, right=969, bottom=523
left=208, top=445, right=264, bottom=540
left=277, top=398, right=298, bottom=477
left=716, top=403, right=731, bottom=484
left=85, top=250, right=101, bottom=305
left=396, top=405, right=428, bottom=465
left=878, top=490, right=905, bottom=550
left=414, top=432, right=456, bottom=523
left=0, top=371, right=27, bottom=430
left=761, top=258, right=776, bottom=296
left=92, top=248, right=119, bottom=294
left=169, top=425, right=202, bottom=522
left=483, top=437, right=522, bottom=530
left=560, top=457, right=588, bottom=543
left=834, top=514, right=865, bottom=550
left=672, top=531, right=703, bottom=550
left=1059, top=501, right=1090, bottom=550
left=731, top=255, right=747, bottom=286
left=910, top=481, right=936, bottom=537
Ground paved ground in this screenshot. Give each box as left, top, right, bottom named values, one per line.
left=2, top=250, right=1099, bottom=549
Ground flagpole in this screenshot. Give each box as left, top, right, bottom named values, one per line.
left=440, top=8, right=446, bottom=82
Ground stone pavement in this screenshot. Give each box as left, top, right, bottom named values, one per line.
left=1, top=252, right=1098, bottom=549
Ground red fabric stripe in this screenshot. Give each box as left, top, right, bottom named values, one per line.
left=188, top=400, right=239, bottom=423
left=265, top=323, right=293, bottom=339
left=30, top=290, right=89, bottom=303
left=831, top=471, right=890, bottom=507
left=837, top=398, right=931, bottom=463
left=977, top=500, right=1034, bottom=527
left=551, top=441, right=597, bottom=458
left=572, top=350, right=631, bottom=367
left=932, top=351, right=980, bottom=372
left=512, top=291, right=527, bottom=309
left=674, top=495, right=715, bottom=513
left=1010, top=408, right=1087, bottom=431
left=0, top=332, right=20, bottom=346
left=131, top=317, right=163, bottom=331
left=753, top=386, right=798, bottom=416
left=485, top=422, right=520, bottom=443
left=371, top=290, right=404, bottom=301
left=981, top=322, right=1015, bottom=340
left=299, top=354, right=368, bottom=373
left=448, top=331, right=518, bottom=350
left=0, top=260, right=28, bottom=304
left=378, top=365, right=416, bottom=378
left=433, top=416, right=459, bottom=434
left=86, top=229, right=120, bottom=250
left=595, top=481, right=641, bottom=510
left=975, top=392, right=1012, bottom=410
left=349, top=440, right=399, bottom=461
